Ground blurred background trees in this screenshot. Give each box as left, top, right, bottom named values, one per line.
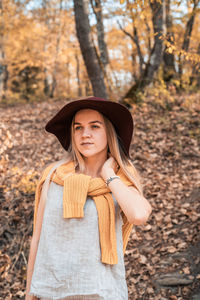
left=0, top=0, right=199, bottom=104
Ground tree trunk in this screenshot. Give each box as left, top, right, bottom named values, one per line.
left=0, top=0, right=8, bottom=100
left=90, top=0, right=109, bottom=68
left=43, top=0, right=63, bottom=98
left=124, top=0, right=165, bottom=102
left=66, top=60, right=71, bottom=96
left=73, top=0, right=107, bottom=98
left=181, top=0, right=199, bottom=52
left=190, top=43, right=200, bottom=87
left=133, top=26, right=144, bottom=77
left=163, top=0, right=176, bottom=82
left=90, top=0, right=113, bottom=93
left=42, top=0, right=52, bottom=97
left=118, top=22, right=144, bottom=79
left=75, top=51, right=82, bottom=96
left=144, top=17, right=152, bottom=57
left=0, top=50, right=8, bottom=100
left=178, top=0, right=199, bottom=86
left=49, top=0, right=63, bottom=98
left=144, top=0, right=165, bottom=83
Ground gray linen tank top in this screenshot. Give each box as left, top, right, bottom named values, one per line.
left=29, top=182, right=128, bottom=300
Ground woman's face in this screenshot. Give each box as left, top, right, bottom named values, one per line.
left=73, top=109, right=108, bottom=159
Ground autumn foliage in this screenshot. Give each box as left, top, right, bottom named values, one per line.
left=0, top=0, right=199, bottom=103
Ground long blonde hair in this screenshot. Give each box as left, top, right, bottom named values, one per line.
left=103, top=116, right=142, bottom=194
left=40, top=110, right=142, bottom=204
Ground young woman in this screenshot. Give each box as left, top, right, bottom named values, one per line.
left=26, top=96, right=152, bottom=300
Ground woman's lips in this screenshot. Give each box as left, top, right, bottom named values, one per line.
left=81, top=142, right=93, bottom=145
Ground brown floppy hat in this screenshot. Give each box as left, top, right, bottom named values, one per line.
left=45, top=96, right=134, bottom=155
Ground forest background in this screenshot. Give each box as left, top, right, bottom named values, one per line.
left=0, top=0, right=200, bottom=299
left=0, top=0, right=200, bottom=103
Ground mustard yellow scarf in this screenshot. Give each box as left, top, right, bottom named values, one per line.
left=34, top=161, right=134, bottom=265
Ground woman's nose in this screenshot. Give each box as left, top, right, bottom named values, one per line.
left=82, top=127, right=91, bottom=137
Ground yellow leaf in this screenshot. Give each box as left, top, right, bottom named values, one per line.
left=168, top=47, right=173, bottom=54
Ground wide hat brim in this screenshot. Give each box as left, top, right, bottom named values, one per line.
left=45, top=96, right=134, bottom=155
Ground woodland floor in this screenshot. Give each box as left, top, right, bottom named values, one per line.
left=0, top=94, right=200, bottom=300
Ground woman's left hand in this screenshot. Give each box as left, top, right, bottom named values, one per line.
left=100, top=156, right=118, bottom=181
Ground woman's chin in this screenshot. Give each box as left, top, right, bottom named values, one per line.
left=81, top=152, right=97, bottom=159
left=81, top=151, right=105, bottom=159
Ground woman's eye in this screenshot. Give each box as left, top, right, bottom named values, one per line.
left=92, top=125, right=99, bottom=129
left=74, top=126, right=81, bottom=131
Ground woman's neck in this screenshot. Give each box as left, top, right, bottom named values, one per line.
left=80, top=153, right=108, bottom=178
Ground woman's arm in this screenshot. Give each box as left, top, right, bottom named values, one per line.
left=101, top=157, right=152, bottom=225
left=25, top=187, right=47, bottom=300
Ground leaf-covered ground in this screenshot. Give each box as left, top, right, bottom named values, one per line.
left=0, top=95, right=200, bottom=300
